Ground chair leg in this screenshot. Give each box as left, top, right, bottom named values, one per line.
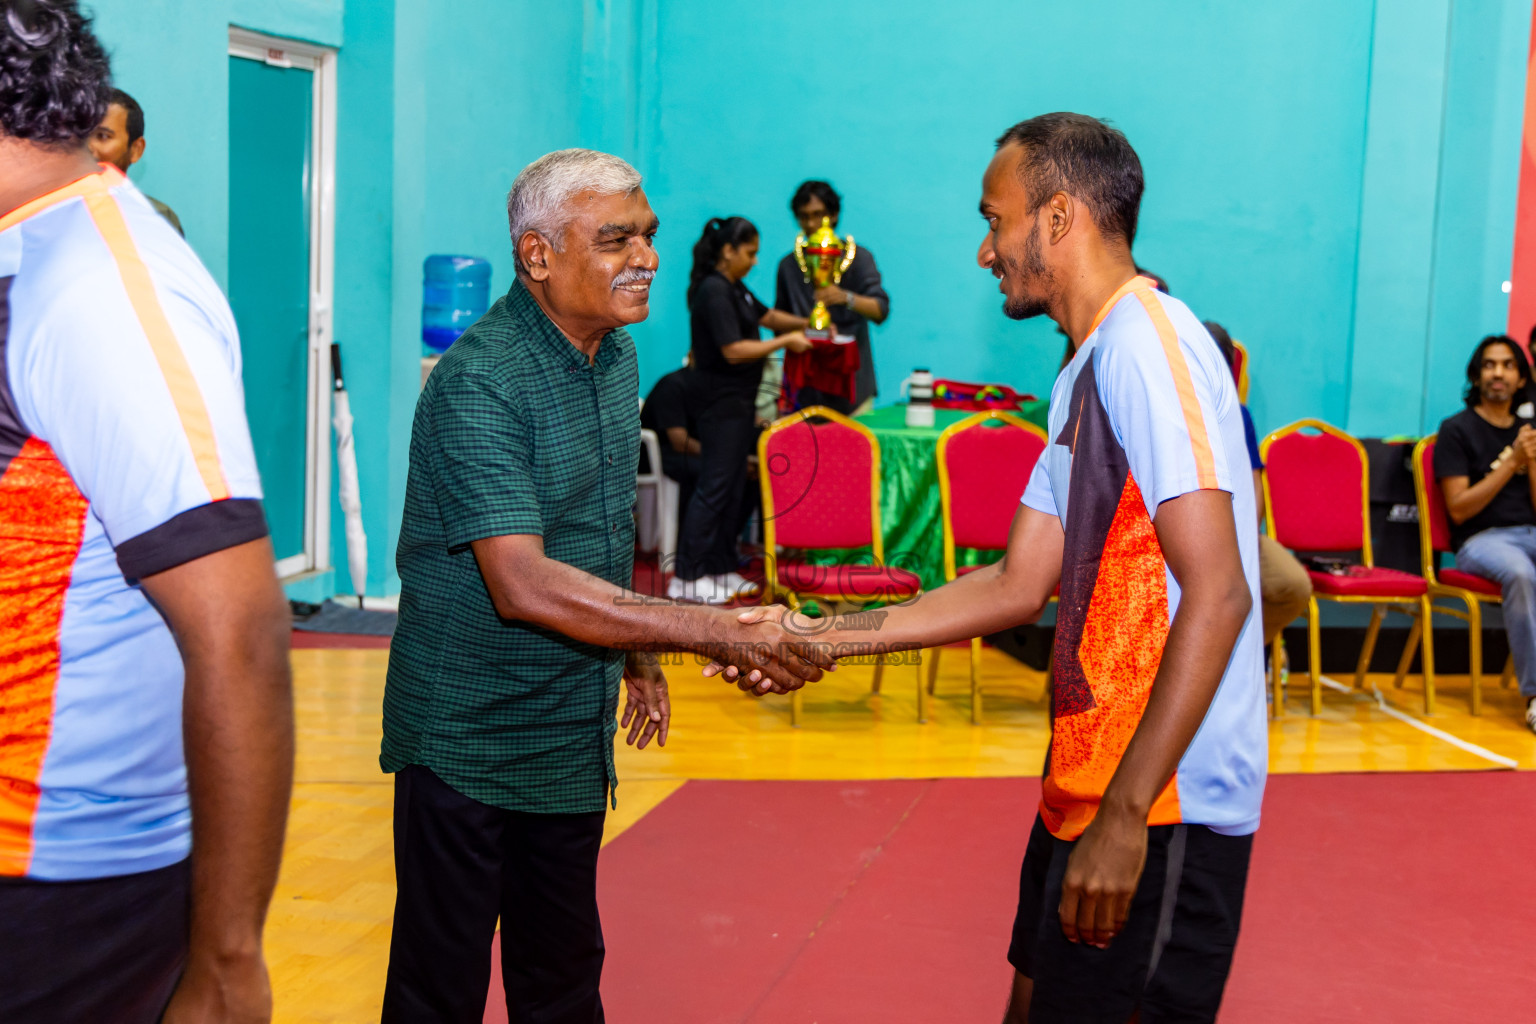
left=1270, top=635, right=1285, bottom=718
left=1354, top=606, right=1384, bottom=689
left=927, top=646, right=942, bottom=695
left=1308, top=597, right=1323, bottom=716
left=916, top=650, right=928, bottom=724
left=1467, top=597, right=1482, bottom=716
left=970, top=637, right=984, bottom=725
left=1502, top=652, right=1515, bottom=688
left=871, top=652, right=885, bottom=694
left=791, top=688, right=802, bottom=727
left=1419, top=595, right=1436, bottom=716
left=1393, top=616, right=1422, bottom=690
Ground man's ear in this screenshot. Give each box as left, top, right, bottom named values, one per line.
left=1046, top=192, right=1073, bottom=245
left=518, top=231, right=551, bottom=282
left=128, top=137, right=146, bottom=167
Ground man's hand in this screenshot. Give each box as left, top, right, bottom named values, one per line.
left=161, top=950, right=272, bottom=1024
left=1515, top=424, right=1536, bottom=467
left=814, top=285, right=849, bottom=307
left=780, top=330, right=814, bottom=354
left=621, top=652, right=669, bottom=749
left=1057, top=808, right=1148, bottom=949
left=698, top=605, right=834, bottom=694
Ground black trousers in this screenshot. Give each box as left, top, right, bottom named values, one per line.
left=660, top=448, right=701, bottom=523
left=382, top=765, right=607, bottom=1024
left=674, top=394, right=756, bottom=581
left=0, top=858, right=189, bottom=1024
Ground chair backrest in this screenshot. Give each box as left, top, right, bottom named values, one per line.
left=1231, top=340, right=1250, bottom=403
left=1411, top=434, right=1449, bottom=580
left=937, top=412, right=1046, bottom=568
left=759, top=406, right=881, bottom=554
left=1260, top=418, right=1370, bottom=560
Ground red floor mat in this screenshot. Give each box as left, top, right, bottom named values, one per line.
left=485, top=773, right=1535, bottom=1022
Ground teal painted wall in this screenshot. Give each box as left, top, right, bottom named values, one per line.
left=76, top=0, right=1535, bottom=598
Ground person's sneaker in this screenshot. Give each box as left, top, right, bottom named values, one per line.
left=667, top=574, right=732, bottom=605
left=1525, top=697, right=1536, bottom=735
left=714, top=571, right=761, bottom=601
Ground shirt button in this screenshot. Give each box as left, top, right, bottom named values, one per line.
left=606, top=453, right=613, bottom=465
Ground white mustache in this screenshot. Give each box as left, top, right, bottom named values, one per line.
left=612, top=268, right=655, bottom=289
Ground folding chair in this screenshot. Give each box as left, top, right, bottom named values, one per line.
left=758, top=406, right=922, bottom=724
left=1261, top=419, right=1435, bottom=715
left=931, top=411, right=1048, bottom=722
left=1411, top=435, right=1514, bottom=714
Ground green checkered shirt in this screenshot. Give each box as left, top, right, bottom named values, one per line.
left=381, top=278, right=640, bottom=813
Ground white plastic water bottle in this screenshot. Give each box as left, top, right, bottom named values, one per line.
left=903, top=368, right=935, bottom=428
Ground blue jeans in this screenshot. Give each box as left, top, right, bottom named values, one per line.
left=1456, top=524, right=1536, bottom=698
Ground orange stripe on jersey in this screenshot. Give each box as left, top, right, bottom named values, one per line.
left=1132, top=289, right=1220, bottom=490
left=1086, top=275, right=1157, bottom=338
left=0, top=165, right=124, bottom=233
left=0, top=439, right=90, bottom=875
left=81, top=185, right=230, bottom=501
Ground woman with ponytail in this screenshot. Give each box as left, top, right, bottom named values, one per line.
left=669, top=216, right=811, bottom=603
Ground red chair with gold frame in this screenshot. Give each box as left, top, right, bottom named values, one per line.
left=758, top=406, right=923, bottom=725
left=1411, top=435, right=1514, bottom=714
left=1231, top=340, right=1251, bottom=403
left=1260, top=419, right=1435, bottom=715
left=930, top=410, right=1049, bottom=723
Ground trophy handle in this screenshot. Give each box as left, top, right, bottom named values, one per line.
left=794, top=234, right=810, bottom=282
left=838, top=236, right=857, bottom=278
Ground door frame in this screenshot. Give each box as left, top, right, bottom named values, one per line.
left=228, top=27, right=338, bottom=580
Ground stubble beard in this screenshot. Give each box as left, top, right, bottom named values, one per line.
left=1001, top=226, right=1053, bottom=321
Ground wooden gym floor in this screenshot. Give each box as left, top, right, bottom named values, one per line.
left=267, top=644, right=1534, bottom=1023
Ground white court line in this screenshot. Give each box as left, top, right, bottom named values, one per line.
left=1317, top=675, right=1518, bottom=769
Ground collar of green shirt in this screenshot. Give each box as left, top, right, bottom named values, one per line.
left=504, top=277, right=628, bottom=372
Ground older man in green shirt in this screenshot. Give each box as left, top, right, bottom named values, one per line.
left=380, top=150, right=828, bottom=1023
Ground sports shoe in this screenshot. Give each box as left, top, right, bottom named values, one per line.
left=714, top=571, right=761, bottom=601
left=666, top=574, right=731, bottom=605
left=1525, top=697, right=1536, bottom=735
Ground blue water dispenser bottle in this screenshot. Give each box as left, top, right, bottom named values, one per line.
left=422, top=255, right=492, bottom=354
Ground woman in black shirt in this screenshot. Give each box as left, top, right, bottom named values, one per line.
left=670, top=217, right=810, bottom=603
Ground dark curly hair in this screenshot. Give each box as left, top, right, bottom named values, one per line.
left=1, top=0, right=112, bottom=145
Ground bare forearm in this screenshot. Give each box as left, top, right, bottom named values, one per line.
left=478, top=548, right=730, bottom=654
left=1099, top=588, right=1249, bottom=820
left=721, top=338, right=787, bottom=363
left=1448, top=463, right=1518, bottom=522
left=840, top=561, right=1050, bottom=652
left=181, top=617, right=293, bottom=957
left=847, top=293, right=887, bottom=323
left=761, top=309, right=808, bottom=333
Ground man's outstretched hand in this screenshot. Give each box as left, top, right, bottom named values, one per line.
left=698, top=605, right=835, bottom=695
left=622, top=651, right=669, bottom=749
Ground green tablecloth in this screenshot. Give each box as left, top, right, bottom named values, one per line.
left=806, top=400, right=1050, bottom=592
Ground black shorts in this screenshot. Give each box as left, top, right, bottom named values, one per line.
left=1008, top=814, right=1253, bottom=1024
left=0, top=858, right=190, bottom=1024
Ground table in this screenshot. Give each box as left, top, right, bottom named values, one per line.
left=805, top=400, right=1050, bottom=593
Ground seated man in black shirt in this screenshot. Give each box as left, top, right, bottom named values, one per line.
left=773, top=180, right=890, bottom=415
left=1434, top=333, right=1536, bottom=732
left=641, top=361, right=705, bottom=512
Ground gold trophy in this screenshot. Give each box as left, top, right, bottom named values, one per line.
left=794, top=216, right=857, bottom=339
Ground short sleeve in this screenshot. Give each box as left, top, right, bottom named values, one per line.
left=695, top=276, right=747, bottom=352
left=15, top=237, right=267, bottom=582
left=428, top=372, right=543, bottom=549
left=1020, top=454, right=1058, bottom=517
left=743, top=284, right=769, bottom=323
left=1095, top=312, right=1235, bottom=514
left=1433, top=418, right=1471, bottom=480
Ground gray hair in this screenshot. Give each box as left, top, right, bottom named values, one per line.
left=506, top=149, right=642, bottom=275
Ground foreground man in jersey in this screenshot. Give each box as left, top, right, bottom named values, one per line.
left=736, top=112, right=1265, bottom=1022
left=0, top=3, right=292, bottom=1022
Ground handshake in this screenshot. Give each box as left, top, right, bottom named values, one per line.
left=688, top=604, right=898, bottom=695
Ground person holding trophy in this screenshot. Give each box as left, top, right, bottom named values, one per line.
left=669, top=216, right=812, bottom=604
left=773, top=181, right=890, bottom=415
